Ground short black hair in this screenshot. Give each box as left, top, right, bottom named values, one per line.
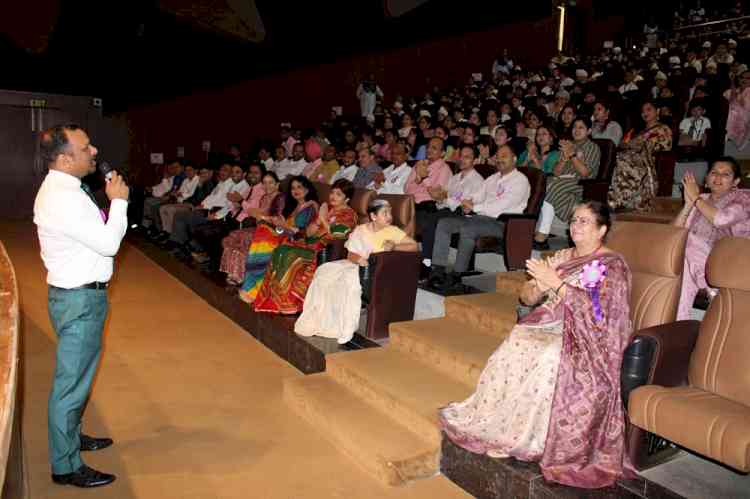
left=248, top=162, right=267, bottom=177
left=39, top=124, right=82, bottom=168
left=331, top=178, right=355, bottom=201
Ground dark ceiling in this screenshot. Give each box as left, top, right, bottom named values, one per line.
left=0, top=1, right=552, bottom=112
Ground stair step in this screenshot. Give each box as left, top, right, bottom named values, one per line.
left=444, top=292, right=518, bottom=338
left=389, top=318, right=504, bottom=386
left=401, top=475, right=473, bottom=498
left=283, top=373, right=438, bottom=486
left=326, top=348, right=474, bottom=445
left=495, top=270, right=528, bottom=297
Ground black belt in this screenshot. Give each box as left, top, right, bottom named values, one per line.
left=50, top=281, right=109, bottom=291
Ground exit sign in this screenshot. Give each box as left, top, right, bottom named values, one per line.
left=29, top=99, right=47, bottom=108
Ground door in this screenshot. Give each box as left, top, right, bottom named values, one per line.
left=0, top=102, right=76, bottom=219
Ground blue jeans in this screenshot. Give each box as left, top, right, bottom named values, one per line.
left=47, top=286, right=108, bottom=474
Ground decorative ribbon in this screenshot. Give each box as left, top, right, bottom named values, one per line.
left=581, top=259, right=607, bottom=323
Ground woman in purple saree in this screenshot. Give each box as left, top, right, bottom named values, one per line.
left=439, top=201, right=635, bottom=489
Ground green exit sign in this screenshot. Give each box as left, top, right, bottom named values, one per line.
left=29, top=99, right=47, bottom=108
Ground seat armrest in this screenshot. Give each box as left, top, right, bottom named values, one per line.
left=634, top=320, right=701, bottom=388
left=365, top=251, right=421, bottom=339
left=319, top=239, right=347, bottom=265
left=501, top=216, right=536, bottom=271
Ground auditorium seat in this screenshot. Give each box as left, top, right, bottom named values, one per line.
left=629, top=237, right=750, bottom=473
left=579, top=138, right=616, bottom=204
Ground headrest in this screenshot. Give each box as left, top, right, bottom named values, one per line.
left=707, top=237, right=750, bottom=292
left=607, top=222, right=687, bottom=277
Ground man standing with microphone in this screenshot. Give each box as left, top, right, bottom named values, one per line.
left=34, top=124, right=128, bottom=488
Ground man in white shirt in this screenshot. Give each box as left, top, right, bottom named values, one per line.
left=167, top=163, right=232, bottom=249
left=34, top=124, right=128, bottom=488
left=148, top=163, right=198, bottom=238
left=418, top=145, right=484, bottom=280
left=618, top=71, right=639, bottom=95
left=429, top=144, right=531, bottom=291
left=141, top=160, right=180, bottom=230
left=330, top=149, right=359, bottom=183
left=274, top=143, right=308, bottom=180
left=369, top=144, right=412, bottom=194
left=257, top=146, right=274, bottom=171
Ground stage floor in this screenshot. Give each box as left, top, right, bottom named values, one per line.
left=1, top=221, right=468, bottom=498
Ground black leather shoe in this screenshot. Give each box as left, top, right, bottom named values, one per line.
left=418, top=264, right=432, bottom=283
left=52, top=465, right=116, bottom=488
left=80, top=433, right=113, bottom=452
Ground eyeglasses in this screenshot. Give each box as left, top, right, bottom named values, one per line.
left=570, top=217, right=595, bottom=226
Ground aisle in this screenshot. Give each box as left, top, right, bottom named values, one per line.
left=1, top=221, right=468, bottom=499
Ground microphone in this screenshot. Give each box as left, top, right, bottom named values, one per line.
left=97, top=160, right=115, bottom=182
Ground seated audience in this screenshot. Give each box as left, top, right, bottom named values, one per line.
left=295, top=199, right=417, bottom=344
left=428, top=144, right=530, bottom=290
left=369, top=144, right=412, bottom=194
left=158, top=167, right=215, bottom=237
left=238, top=175, right=319, bottom=304
left=190, top=163, right=265, bottom=264
left=254, top=179, right=358, bottom=314
left=673, top=158, right=750, bottom=320
left=534, top=118, right=601, bottom=249
left=608, top=101, right=673, bottom=211
left=274, top=143, right=308, bottom=180
left=149, top=162, right=199, bottom=239
left=440, top=201, right=634, bottom=489
left=142, top=160, right=184, bottom=232
left=420, top=145, right=485, bottom=278
left=330, top=149, right=359, bottom=183
left=306, top=145, right=340, bottom=184
left=591, top=101, right=623, bottom=146
left=220, top=171, right=285, bottom=285
left=167, top=163, right=249, bottom=256
left=405, top=137, right=453, bottom=213
left=352, top=148, right=383, bottom=189
left=517, top=124, right=560, bottom=174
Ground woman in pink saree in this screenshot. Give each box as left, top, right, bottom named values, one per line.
left=439, top=201, right=635, bottom=488
left=673, top=157, right=750, bottom=320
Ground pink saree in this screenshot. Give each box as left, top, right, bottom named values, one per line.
left=439, top=251, right=634, bottom=488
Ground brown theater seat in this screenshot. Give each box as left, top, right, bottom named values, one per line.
left=629, top=237, right=750, bottom=473
left=580, top=138, right=616, bottom=204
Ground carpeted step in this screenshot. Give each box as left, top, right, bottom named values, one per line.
left=283, top=373, right=438, bottom=486
left=401, top=475, right=473, bottom=498
left=495, top=270, right=529, bottom=297
left=443, top=292, right=518, bottom=338
left=389, top=318, right=503, bottom=386
left=326, top=348, right=474, bottom=444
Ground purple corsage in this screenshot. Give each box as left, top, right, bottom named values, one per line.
left=581, top=259, right=607, bottom=322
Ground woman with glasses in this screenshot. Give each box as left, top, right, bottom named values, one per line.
left=672, top=157, right=750, bottom=319
left=440, top=201, right=634, bottom=488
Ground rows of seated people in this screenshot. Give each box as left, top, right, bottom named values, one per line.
left=133, top=29, right=749, bottom=336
